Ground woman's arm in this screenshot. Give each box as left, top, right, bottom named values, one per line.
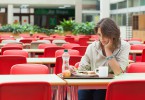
left=78, top=45, right=92, bottom=71
left=105, top=40, right=130, bottom=75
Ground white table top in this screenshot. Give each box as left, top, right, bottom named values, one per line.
left=64, top=73, right=145, bottom=86
left=27, top=58, right=56, bottom=64
left=129, top=50, right=142, bottom=54
left=0, top=74, right=66, bottom=86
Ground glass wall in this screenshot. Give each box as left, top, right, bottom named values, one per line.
left=118, top=1, right=127, bottom=9
left=140, top=0, right=145, bottom=6
left=82, top=13, right=99, bottom=23
left=111, top=3, right=117, bottom=10
left=128, top=0, right=140, bottom=7
left=111, top=14, right=126, bottom=26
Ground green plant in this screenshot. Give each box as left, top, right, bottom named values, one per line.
left=73, top=22, right=95, bottom=35
left=59, top=19, right=76, bottom=32
left=0, top=24, right=14, bottom=32
left=11, top=23, right=22, bottom=34
left=54, top=25, right=63, bottom=34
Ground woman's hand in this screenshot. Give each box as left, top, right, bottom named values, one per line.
left=104, top=39, right=113, bottom=51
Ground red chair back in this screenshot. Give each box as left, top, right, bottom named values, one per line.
left=0, top=82, right=51, bottom=100
left=1, top=46, right=22, bottom=55
left=38, top=44, right=57, bottom=57
left=142, top=49, right=145, bottom=62
left=131, top=44, right=145, bottom=50
left=55, top=49, right=80, bottom=57
left=10, top=64, right=49, bottom=74
left=72, top=46, right=87, bottom=56
left=130, top=44, right=145, bottom=62
left=20, top=39, right=33, bottom=43
left=106, top=80, right=145, bottom=100
left=126, top=62, right=145, bottom=73
left=62, top=43, right=80, bottom=49
left=77, top=37, right=89, bottom=46
left=4, top=44, right=23, bottom=48
left=3, top=50, right=29, bottom=58
left=130, top=38, right=142, bottom=42
left=44, top=47, right=64, bottom=57
left=55, top=55, right=82, bottom=74
left=64, top=37, right=75, bottom=43
left=38, top=44, right=57, bottom=49
left=0, top=55, right=27, bottom=74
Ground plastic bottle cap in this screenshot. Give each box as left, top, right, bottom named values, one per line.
left=64, top=49, right=68, bottom=52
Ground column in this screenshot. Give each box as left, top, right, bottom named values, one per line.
left=75, top=0, right=82, bottom=23
left=30, top=8, right=34, bottom=25
left=100, top=0, right=110, bottom=19
left=7, top=4, right=13, bottom=24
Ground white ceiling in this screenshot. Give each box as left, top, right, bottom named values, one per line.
left=0, top=0, right=97, bottom=8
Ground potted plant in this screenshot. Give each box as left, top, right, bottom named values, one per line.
left=73, top=22, right=95, bottom=35
left=56, top=19, right=77, bottom=35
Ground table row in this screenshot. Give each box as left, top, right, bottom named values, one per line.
left=0, top=73, right=144, bottom=100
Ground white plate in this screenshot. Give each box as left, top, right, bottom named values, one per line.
left=72, top=71, right=97, bottom=77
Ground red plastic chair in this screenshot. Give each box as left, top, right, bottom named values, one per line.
left=55, top=55, right=82, bottom=74
left=0, top=55, right=27, bottom=74
left=55, top=49, right=80, bottom=57
left=0, top=82, right=51, bottom=100
left=130, top=44, right=145, bottom=62
left=38, top=43, right=57, bottom=49
left=10, top=64, right=49, bottom=74
left=38, top=44, right=57, bottom=57
left=72, top=46, right=87, bottom=56
left=4, top=43, right=23, bottom=48
left=1, top=46, right=22, bottom=55
left=126, top=62, right=145, bottom=73
left=64, top=37, right=75, bottom=43
left=77, top=37, right=90, bottom=46
left=20, top=39, right=33, bottom=43
left=44, top=47, right=64, bottom=57
left=141, top=49, right=145, bottom=62
left=3, top=50, right=29, bottom=58
left=130, top=38, right=142, bottom=42
left=62, top=43, right=80, bottom=49
left=106, top=80, right=145, bottom=100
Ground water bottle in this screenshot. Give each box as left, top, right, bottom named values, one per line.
left=62, top=49, right=70, bottom=72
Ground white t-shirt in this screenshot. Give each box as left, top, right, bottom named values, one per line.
left=78, top=40, right=130, bottom=72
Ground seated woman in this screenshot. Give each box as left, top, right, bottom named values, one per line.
left=78, top=18, right=130, bottom=100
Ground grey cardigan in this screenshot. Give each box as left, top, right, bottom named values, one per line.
left=78, top=40, right=130, bottom=72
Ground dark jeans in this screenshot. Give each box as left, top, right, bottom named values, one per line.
left=78, top=89, right=106, bottom=100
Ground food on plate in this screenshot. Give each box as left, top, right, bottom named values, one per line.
left=72, top=71, right=96, bottom=75
left=62, top=70, right=71, bottom=78
left=78, top=71, right=96, bottom=75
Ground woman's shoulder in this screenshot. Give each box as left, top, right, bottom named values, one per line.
left=89, top=40, right=100, bottom=48
left=121, top=39, right=130, bottom=48
left=85, top=41, right=100, bottom=52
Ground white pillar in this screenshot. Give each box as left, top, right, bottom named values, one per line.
left=30, top=8, right=34, bottom=25
left=75, top=0, right=82, bottom=23
left=100, top=0, right=110, bottom=19
left=7, top=4, right=14, bottom=24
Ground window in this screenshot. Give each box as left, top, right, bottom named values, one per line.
left=111, top=3, right=117, bottom=10
left=122, top=14, right=126, bottom=26
left=118, top=1, right=127, bottom=9
left=128, top=0, right=140, bottom=7
left=111, top=14, right=126, bottom=26
left=140, top=0, right=145, bottom=6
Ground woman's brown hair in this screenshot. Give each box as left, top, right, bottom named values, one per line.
left=94, top=18, right=121, bottom=49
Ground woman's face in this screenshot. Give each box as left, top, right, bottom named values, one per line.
left=97, top=28, right=109, bottom=46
